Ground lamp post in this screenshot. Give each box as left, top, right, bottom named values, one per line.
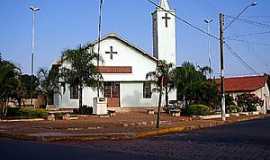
left=225, top=2, right=257, bottom=30
left=220, top=2, right=257, bottom=121
left=204, top=19, right=213, bottom=78
left=29, top=5, right=40, bottom=106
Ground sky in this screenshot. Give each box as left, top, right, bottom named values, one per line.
left=1, top=0, right=270, bottom=77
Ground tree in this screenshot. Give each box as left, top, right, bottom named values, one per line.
left=172, top=61, right=218, bottom=108
left=20, top=74, right=39, bottom=98
left=0, top=59, right=21, bottom=118
left=37, top=66, right=60, bottom=107
left=61, top=45, right=102, bottom=109
left=146, top=60, right=174, bottom=128
left=13, top=74, right=39, bottom=106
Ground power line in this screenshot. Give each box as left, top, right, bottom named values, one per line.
left=224, top=42, right=258, bottom=74
left=225, top=15, right=270, bottom=28
left=226, top=38, right=270, bottom=47
left=226, top=30, right=270, bottom=39
left=145, top=0, right=219, bottom=40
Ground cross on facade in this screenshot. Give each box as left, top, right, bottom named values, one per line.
left=162, top=13, right=171, bottom=28
left=105, top=46, right=118, bottom=60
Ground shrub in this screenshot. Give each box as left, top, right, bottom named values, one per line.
left=186, top=104, right=210, bottom=116
left=78, top=105, right=93, bottom=115
left=226, top=105, right=242, bottom=113
left=7, top=107, right=48, bottom=119
left=236, top=93, right=263, bottom=112
left=6, top=107, right=21, bottom=117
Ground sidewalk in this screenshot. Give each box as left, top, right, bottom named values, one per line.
left=0, top=111, right=268, bottom=142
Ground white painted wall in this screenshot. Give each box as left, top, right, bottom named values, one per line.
left=152, top=7, right=176, bottom=65
left=229, top=82, right=270, bottom=113
left=93, top=37, right=157, bottom=81
left=120, top=82, right=158, bottom=107
left=120, top=82, right=177, bottom=107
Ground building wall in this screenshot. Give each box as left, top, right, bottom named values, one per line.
left=152, top=9, right=176, bottom=65
left=229, top=82, right=270, bottom=113
left=54, top=81, right=177, bottom=108
left=121, top=82, right=176, bottom=107
left=93, top=38, right=157, bottom=81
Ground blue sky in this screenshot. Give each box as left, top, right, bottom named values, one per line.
left=1, top=0, right=270, bottom=77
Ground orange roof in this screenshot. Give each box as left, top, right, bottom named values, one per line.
left=215, top=75, right=267, bottom=92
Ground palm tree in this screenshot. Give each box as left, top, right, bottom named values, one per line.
left=61, top=44, right=103, bottom=109
left=146, top=60, right=174, bottom=128
left=37, top=66, right=60, bottom=107
left=0, top=59, right=21, bottom=118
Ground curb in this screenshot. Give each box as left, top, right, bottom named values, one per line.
left=135, top=127, right=185, bottom=139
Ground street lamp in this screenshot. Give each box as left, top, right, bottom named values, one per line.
left=29, top=5, right=40, bottom=106
left=204, top=19, right=213, bottom=78
left=220, top=2, right=257, bottom=121
left=225, top=2, right=257, bottom=30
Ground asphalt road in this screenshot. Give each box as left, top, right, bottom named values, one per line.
left=1, top=117, right=270, bottom=160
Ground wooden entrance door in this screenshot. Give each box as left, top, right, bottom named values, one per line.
left=104, top=82, right=120, bottom=107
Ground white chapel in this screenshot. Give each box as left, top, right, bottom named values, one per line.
left=53, top=0, right=177, bottom=109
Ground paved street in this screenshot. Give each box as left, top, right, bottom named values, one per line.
left=1, top=117, right=270, bottom=160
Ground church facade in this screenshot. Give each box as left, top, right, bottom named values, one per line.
left=53, top=0, right=177, bottom=108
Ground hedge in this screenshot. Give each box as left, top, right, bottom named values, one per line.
left=186, top=104, right=210, bottom=116
left=7, top=107, right=48, bottom=119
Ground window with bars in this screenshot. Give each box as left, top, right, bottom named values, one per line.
left=70, top=85, right=79, bottom=99
left=143, top=82, right=152, bottom=99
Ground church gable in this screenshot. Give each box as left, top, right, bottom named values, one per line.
left=91, top=33, right=157, bottom=65
left=91, top=33, right=157, bottom=81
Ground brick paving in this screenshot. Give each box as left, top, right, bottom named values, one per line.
left=0, top=111, right=268, bottom=142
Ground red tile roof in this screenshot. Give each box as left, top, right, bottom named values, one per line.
left=215, top=75, right=267, bottom=92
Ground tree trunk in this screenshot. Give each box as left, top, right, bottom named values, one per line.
left=156, top=77, right=164, bottom=129
left=156, top=88, right=162, bottom=128
left=79, top=85, right=83, bottom=109
left=165, top=86, right=168, bottom=108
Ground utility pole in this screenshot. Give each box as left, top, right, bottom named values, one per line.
left=219, top=13, right=226, bottom=121
left=97, top=0, right=103, bottom=98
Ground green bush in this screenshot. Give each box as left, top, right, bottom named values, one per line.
left=236, top=93, right=263, bottom=112
left=7, top=107, right=48, bottom=119
left=226, top=105, right=242, bottom=113
left=77, top=105, right=93, bottom=115
left=186, top=104, right=210, bottom=116
left=6, top=107, right=21, bottom=117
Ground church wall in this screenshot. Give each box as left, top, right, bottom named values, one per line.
left=153, top=9, right=176, bottom=65
left=120, top=82, right=177, bottom=107
left=94, top=38, right=157, bottom=81
left=120, top=82, right=159, bottom=107
left=58, top=84, right=79, bottom=108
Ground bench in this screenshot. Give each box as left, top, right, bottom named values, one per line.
left=169, top=109, right=181, bottom=117
left=47, top=110, right=74, bottom=121
left=146, top=109, right=155, bottom=115
left=108, top=110, right=116, bottom=117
